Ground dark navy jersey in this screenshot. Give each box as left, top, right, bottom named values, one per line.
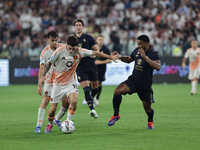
left=96, top=45, right=111, bottom=70
left=75, top=33, right=96, bottom=67
left=129, top=46, right=160, bottom=89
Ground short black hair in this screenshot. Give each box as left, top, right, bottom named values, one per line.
left=67, top=35, right=78, bottom=47
left=73, top=18, right=84, bottom=26
left=47, top=31, right=58, bottom=38
left=137, top=35, right=150, bottom=43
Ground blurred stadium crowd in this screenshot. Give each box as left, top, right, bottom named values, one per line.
left=0, top=0, right=200, bottom=60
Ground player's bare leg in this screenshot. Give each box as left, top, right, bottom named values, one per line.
left=54, top=96, right=70, bottom=130
left=45, top=103, right=58, bottom=133
left=66, top=93, right=78, bottom=121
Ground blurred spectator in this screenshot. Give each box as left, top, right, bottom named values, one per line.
left=0, top=0, right=200, bottom=59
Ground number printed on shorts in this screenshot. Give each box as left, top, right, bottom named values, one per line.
left=73, top=84, right=78, bottom=89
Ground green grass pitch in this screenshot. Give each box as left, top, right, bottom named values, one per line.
left=0, top=84, right=199, bottom=150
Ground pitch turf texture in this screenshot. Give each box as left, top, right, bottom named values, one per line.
left=0, top=84, right=199, bottom=150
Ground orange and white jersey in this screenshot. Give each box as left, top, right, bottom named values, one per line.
left=40, top=43, right=65, bottom=83
left=48, top=46, right=93, bottom=85
left=184, top=47, right=200, bottom=71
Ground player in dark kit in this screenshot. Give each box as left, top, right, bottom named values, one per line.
left=73, top=18, right=99, bottom=118
left=94, top=35, right=111, bottom=106
left=108, top=35, right=161, bottom=129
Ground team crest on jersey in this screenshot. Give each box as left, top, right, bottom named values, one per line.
left=51, top=98, right=53, bottom=101
left=137, top=59, right=142, bottom=65
left=74, top=55, right=78, bottom=59
left=83, top=39, right=86, bottom=42
left=45, top=91, right=48, bottom=95
left=78, top=43, right=82, bottom=48
left=62, top=57, right=66, bottom=60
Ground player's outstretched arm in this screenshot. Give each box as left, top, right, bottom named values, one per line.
left=95, top=59, right=112, bottom=65
left=38, top=61, right=52, bottom=87
left=112, top=51, right=134, bottom=63
left=92, top=51, right=118, bottom=63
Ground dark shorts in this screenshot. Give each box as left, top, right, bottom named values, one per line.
left=97, top=67, right=106, bottom=82
left=123, top=77, right=155, bottom=103
left=76, top=65, right=98, bottom=82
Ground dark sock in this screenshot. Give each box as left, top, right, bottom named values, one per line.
left=91, top=87, right=98, bottom=98
left=83, top=86, right=94, bottom=110
left=113, top=94, right=122, bottom=116
left=96, top=86, right=102, bottom=100
left=147, top=109, right=154, bottom=122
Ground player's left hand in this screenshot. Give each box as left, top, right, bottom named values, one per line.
left=138, top=48, right=146, bottom=58
left=110, top=54, right=118, bottom=63
left=95, top=60, right=101, bottom=65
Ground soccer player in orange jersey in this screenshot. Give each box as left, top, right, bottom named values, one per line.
left=182, top=40, right=200, bottom=95
left=35, top=31, right=69, bottom=133
left=39, top=35, right=118, bottom=133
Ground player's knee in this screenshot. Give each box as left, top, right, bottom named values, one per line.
left=83, top=86, right=91, bottom=94
left=114, top=89, right=122, bottom=96
left=71, top=101, right=77, bottom=107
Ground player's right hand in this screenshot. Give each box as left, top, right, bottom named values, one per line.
left=38, top=76, right=45, bottom=88
left=37, top=86, right=42, bottom=96
left=182, top=63, right=185, bottom=68
left=110, top=55, right=118, bottom=63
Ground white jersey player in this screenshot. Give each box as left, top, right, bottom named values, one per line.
left=35, top=31, right=69, bottom=133
left=39, top=35, right=118, bottom=133
left=182, top=40, right=200, bottom=95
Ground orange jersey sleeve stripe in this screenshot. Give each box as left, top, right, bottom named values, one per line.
left=53, top=45, right=66, bottom=56
left=41, top=45, right=50, bottom=57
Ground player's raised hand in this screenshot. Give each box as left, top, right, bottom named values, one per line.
left=110, top=54, right=118, bottom=63
left=138, top=48, right=146, bottom=58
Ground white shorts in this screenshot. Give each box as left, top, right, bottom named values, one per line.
left=188, top=69, right=200, bottom=80
left=50, top=81, right=79, bottom=104
left=43, top=82, right=53, bottom=97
